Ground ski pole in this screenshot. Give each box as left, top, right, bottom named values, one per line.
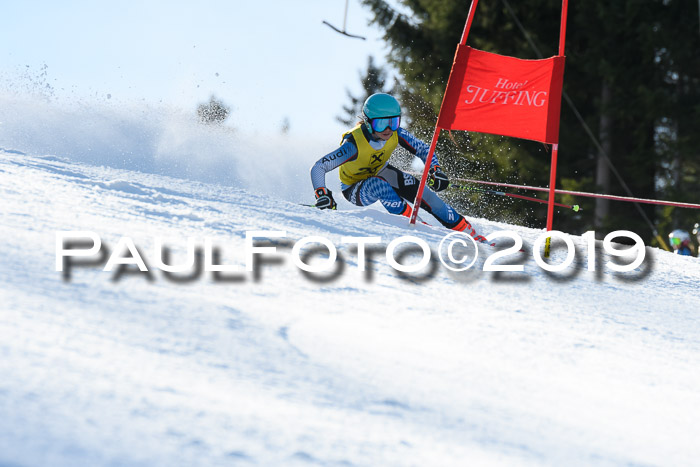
left=449, top=183, right=581, bottom=212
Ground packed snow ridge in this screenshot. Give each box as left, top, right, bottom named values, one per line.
left=1, top=97, right=700, bottom=466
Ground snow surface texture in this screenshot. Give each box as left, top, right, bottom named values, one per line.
left=1, top=96, right=700, bottom=467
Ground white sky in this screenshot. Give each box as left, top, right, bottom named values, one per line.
left=0, top=0, right=398, bottom=139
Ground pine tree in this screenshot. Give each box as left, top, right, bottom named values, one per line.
left=360, top=0, right=700, bottom=240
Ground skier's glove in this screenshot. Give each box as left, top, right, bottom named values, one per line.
left=314, top=187, right=337, bottom=210
left=428, top=165, right=450, bottom=192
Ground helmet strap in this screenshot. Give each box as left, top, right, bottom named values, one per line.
left=361, top=115, right=373, bottom=133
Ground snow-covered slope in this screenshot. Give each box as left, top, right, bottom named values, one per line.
left=1, top=106, right=700, bottom=466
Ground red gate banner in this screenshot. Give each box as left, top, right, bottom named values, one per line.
left=438, top=45, right=566, bottom=144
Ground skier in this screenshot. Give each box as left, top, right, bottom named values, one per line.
left=310, top=93, right=485, bottom=241
left=668, top=229, right=693, bottom=256
left=693, top=223, right=700, bottom=257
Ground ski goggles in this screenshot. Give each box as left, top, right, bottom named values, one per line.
left=369, top=116, right=400, bottom=133
left=669, top=236, right=682, bottom=247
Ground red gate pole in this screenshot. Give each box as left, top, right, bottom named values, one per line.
left=545, top=144, right=560, bottom=232
left=410, top=0, right=480, bottom=225
left=545, top=0, right=569, bottom=233
left=460, top=0, right=480, bottom=44
left=543, top=0, right=569, bottom=257
left=558, top=0, right=569, bottom=57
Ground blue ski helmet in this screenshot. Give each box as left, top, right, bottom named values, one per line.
left=362, top=93, right=401, bottom=119
left=668, top=229, right=690, bottom=249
